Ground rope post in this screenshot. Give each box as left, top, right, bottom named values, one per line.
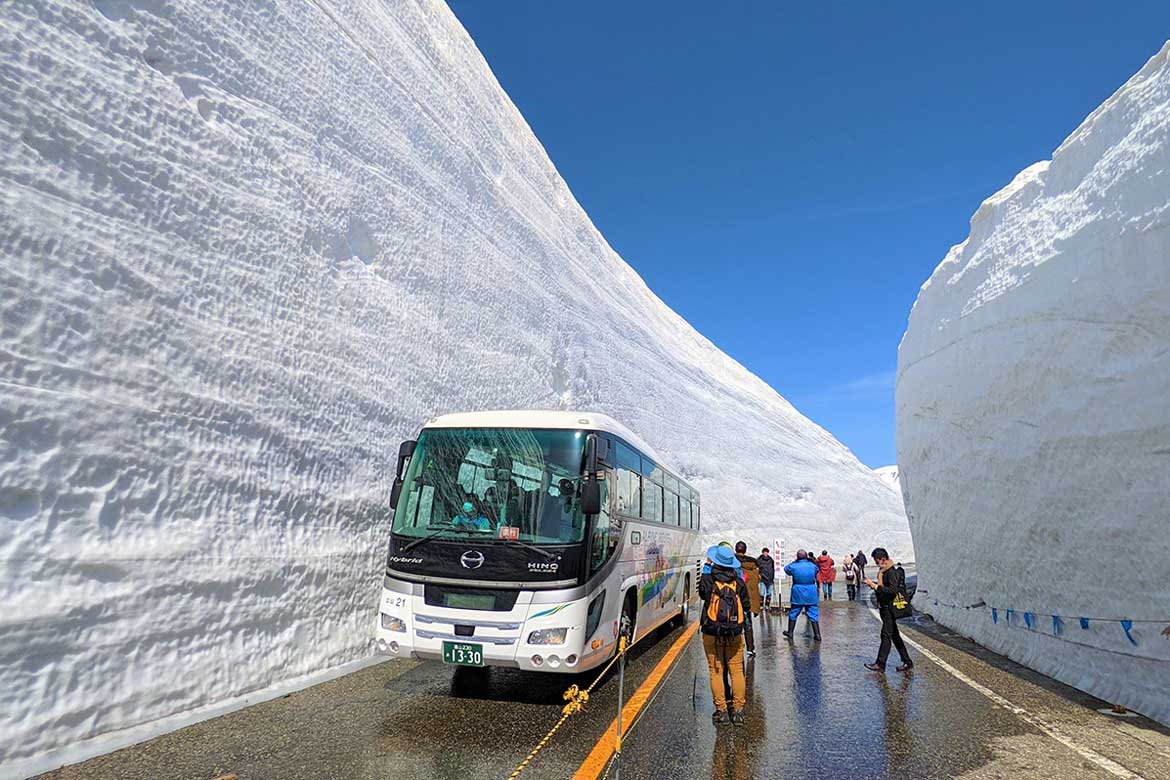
left=614, top=633, right=628, bottom=780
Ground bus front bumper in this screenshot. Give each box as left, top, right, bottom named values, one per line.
left=372, top=626, right=590, bottom=672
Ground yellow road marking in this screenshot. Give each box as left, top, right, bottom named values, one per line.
left=571, top=622, right=698, bottom=780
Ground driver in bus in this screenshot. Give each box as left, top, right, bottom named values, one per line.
left=452, top=500, right=491, bottom=531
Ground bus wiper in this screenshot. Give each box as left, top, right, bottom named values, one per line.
left=497, top=537, right=557, bottom=559
left=399, top=525, right=478, bottom=554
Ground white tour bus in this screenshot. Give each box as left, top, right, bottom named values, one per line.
left=373, top=410, right=703, bottom=673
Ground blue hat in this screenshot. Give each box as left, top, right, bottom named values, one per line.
left=462, top=501, right=474, bottom=513
left=707, top=545, right=741, bottom=569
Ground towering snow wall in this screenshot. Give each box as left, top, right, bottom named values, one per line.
left=896, top=42, right=1170, bottom=725
left=0, top=0, right=908, bottom=774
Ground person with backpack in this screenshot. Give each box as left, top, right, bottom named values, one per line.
left=864, top=547, right=914, bottom=672
left=756, top=547, right=776, bottom=611
left=842, top=554, right=858, bottom=601
left=782, top=549, right=821, bottom=641
left=699, top=544, right=752, bottom=726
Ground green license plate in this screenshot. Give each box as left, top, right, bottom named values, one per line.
left=442, top=641, right=484, bottom=667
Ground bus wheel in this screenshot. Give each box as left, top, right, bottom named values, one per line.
left=679, top=575, right=691, bottom=625
left=620, top=592, right=636, bottom=644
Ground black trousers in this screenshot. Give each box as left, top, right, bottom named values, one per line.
left=876, top=606, right=911, bottom=666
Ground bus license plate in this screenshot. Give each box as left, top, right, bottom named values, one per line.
left=442, top=641, right=484, bottom=667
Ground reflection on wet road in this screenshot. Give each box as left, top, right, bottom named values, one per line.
left=35, top=603, right=1170, bottom=780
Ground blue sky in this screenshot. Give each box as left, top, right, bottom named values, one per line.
left=446, top=1, right=1170, bottom=468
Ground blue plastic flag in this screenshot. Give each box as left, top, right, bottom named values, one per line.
left=1024, top=612, right=1034, bottom=629
left=1121, top=620, right=1137, bottom=646
left=992, top=608, right=998, bottom=624
left=1005, top=608, right=1014, bottom=623
left=1052, top=615, right=1063, bottom=635
left=1079, top=617, right=1090, bottom=630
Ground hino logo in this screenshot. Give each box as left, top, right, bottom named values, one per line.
left=460, top=550, right=485, bottom=569
left=528, top=561, right=560, bottom=573
left=388, top=556, right=423, bottom=565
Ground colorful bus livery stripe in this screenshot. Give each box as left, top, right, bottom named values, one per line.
left=530, top=603, right=571, bottom=620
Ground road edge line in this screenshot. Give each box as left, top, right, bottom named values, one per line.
left=571, top=622, right=698, bottom=780
left=867, top=609, right=1145, bottom=780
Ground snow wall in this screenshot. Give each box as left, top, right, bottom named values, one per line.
left=896, top=41, right=1170, bottom=726
left=0, top=0, right=909, bottom=774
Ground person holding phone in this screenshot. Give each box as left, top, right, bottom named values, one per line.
left=864, top=547, right=913, bottom=672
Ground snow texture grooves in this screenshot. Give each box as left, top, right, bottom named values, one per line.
left=0, top=0, right=908, bottom=774
left=896, top=41, right=1170, bottom=726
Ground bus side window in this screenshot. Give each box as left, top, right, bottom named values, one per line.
left=617, top=468, right=640, bottom=517
left=643, top=482, right=662, bottom=523
left=591, top=474, right=619, bottom=572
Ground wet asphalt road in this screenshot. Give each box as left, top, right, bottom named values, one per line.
left=34, top=601, right=1170, bottom=780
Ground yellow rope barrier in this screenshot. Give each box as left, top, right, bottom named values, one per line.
left=504, top=630, right=639, bottom=780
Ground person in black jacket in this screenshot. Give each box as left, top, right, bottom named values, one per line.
left=756, top=547, right=776, bottom=611
left=863, top=547, right=913, bottom=672
left=699, top=545, right=753, bottom=726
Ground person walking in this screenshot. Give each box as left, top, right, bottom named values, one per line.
left=782, top=550, right=821, bottom=641
left=699, top=544, right=751, bottom=725
left=855, top=549, right=868, bottom=583
left=842, top=554, right=858, bottom=601
left=815, top=550, right=836, bottom=600
left=756, top=547, right=776, bottom=611
left=864, top=547, right=914, bottom=673
left=734, top=541, right=760, bottom=657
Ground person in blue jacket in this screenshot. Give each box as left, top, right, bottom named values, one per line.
left=782, top=549, right=821, bottom=641
left=452, top=501, right=490, bottom=531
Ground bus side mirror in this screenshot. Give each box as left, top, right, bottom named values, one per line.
left=390, top=439, right=416, bottom=511
left=396, top=440, right=416, bottom=479
left=581, top=433, right=602, bottom=514
left=581, top=477, right=601, bottom=516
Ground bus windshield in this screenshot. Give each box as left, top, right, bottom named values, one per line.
left=391, top=428, right=588, bottom=545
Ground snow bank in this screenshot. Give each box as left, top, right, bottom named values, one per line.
left=896, top=41, right=1170, bottom=725
left=874, top=465, right=900, bottom=493
left=0, top=0, right=908, bottom=774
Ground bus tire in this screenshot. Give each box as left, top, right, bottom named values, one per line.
left=678, top=574, right=691, bottom=625
left=620, top=590, right=636, bottom=644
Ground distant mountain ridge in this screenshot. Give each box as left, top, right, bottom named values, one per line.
left=874, top=465, right=901, bottom=492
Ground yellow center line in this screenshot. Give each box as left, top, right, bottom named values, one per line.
left=571, top=622, right=699, bottom=780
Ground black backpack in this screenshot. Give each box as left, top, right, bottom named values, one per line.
left=702, top=579, right=745, bottom=636
left=890, top=567, right=913, bottom=620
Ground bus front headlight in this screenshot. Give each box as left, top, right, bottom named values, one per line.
left=381, top=614, right=406, bottom=633
left=527, top=628, right=568, bottom=646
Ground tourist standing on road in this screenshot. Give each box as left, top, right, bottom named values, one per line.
left=864, top=547, right=914, bottom=673
left=734, top=541, right=760, bottom=657
left=855, top=549, right=868, bottom=583
left=756, top=547, right=776, bottom=611
left=815, top=550, right=836, bottom=600
left=699, top=544, right=752, bottom=726
left=702, top=540, right=736, bottom=576
left=782, top=550, right=821, bottom=641
left=842, top=554, right=858, bottom=601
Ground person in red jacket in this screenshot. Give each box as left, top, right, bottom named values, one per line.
left=815, top=550, right=836, bottom=600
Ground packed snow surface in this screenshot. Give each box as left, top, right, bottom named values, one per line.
left=873, top=465, right=900, bottom=493
left=896, top=41, right=1170, bottom=725
left=0, top=0, right=908, bottom=774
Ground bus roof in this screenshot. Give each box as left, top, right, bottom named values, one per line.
left=422, top=410, right=667, bottom=471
